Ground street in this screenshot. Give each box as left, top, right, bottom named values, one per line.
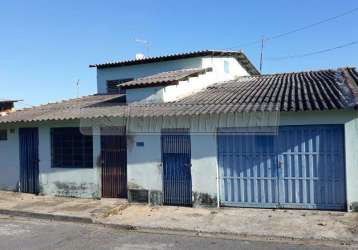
left=0, top=216, right=351, bottom=250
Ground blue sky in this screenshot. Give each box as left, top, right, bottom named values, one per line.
left=0, top=0, right=357, bottom=108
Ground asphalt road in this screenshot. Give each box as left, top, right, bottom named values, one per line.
left=0, top=216, right=351, bottom=250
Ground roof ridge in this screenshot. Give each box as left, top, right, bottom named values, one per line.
left=89, top=49, right=260, bottom=76
left=12, top=94, right=123, bottom=113
left=237, top=66, right=357, bottom=78
left=89, top=50, right=242, bottom=67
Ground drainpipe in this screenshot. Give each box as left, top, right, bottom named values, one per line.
left=216, top=174, right=220, bottom=208
left=216, top=131, right=220, bottom=208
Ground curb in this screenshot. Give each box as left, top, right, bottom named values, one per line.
left=0, top=209, right=356, bottom=248
left=0, top=209, right=93, bottom=224
left=97, top=223, right=357, bottom=248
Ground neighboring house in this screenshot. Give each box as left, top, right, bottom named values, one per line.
left=0, top=99, right=19, bottom=116
left=0, top=50, right=358, bottom=212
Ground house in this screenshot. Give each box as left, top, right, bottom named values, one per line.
left=0, top=50, right=357, bottom=211
left=0, top=99, right=19, bottom=116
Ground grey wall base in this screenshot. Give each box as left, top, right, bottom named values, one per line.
left=149, top=190, right=163, bottom=206
left=128, top=189, right=163, bottom=206
left=192, top=192, right=217, bottom=207
left=350, top=202, right=358, bottom=212
left=128, top=189, right=149, bottom=203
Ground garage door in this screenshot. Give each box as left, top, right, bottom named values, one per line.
left=218, top=125, right=346, bottom=210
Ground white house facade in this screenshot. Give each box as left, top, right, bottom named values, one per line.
left=0, top=50, right=358, bottom=211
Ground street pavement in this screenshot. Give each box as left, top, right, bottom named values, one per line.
left=1, top=191, right=357, bottom=245
left=0, top=216, right=352, bottom=250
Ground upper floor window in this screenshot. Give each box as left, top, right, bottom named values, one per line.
left=107, top=79, right=133, bottom=103
left=224, top=60, right=230, bottom=74
left=0, top=129, right=7, bottom=141
left=106, top=79, right=133, bottom=94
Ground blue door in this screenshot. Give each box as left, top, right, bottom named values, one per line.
left=161, top=129, right=192, bottom=206
left=19, top=128, right=39, bottom=194
left=218, top=125, right=346, bottom=210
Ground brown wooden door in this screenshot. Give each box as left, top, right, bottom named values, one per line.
left=101, top=127, right=127, bottom=198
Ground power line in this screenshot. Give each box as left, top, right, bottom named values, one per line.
left=224, top=6, right=358, bottom=50
left=267, top=7, right=358, bottom=41
left=266, top=40, right=358, bottom=61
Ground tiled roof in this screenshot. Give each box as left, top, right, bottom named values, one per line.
left=177, top=67, right=358, bottom=112
left=0, top=94, right=126, bottom=123
left=0, top=67, right=357, bottom=123
left=0, top=99, right=21, bottom=103
left=120, top=68, right=212, bottom=89
left=89, top=50, right=260, bottom=76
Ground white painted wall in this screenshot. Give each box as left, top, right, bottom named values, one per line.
left=162, top=75, right=216, bottom=103
left=201, top=57, right=249, bottom=79
left=127, top=134, right=162, bottom=191
left=191, top=134, right=218, bottom=197
left=126, top=87, right=164, bottom=103
left=344, top=119, right=358, bottom=210
left=1, top=109, right=358, bottom=210
left=97, top=58, right=202, bottom=94
left=125, top=110, right=358, bottom=209
left=155, top=57, right=250, bottom=102
left=97, top=56, right=250, bottom=104
left=0, top=121, right=101, bottom=198
left=156, top=57, right=250, bottom=103
left=37, top=124, right=101, bottom=198
left=0, top=127, right=19, bottom=190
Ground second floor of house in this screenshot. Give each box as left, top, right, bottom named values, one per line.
left=90, top=50, right=259, bottom=103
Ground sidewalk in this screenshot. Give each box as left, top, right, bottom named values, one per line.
left=0, top=191, right=125, bottom=223
left=0, top=191, right=357, bottom=246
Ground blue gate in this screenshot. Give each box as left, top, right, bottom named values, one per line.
left=218, top=131, right=279, bottom=207
left=278, top=126, right=346, bottom=210
left=161, top=129, right=192, bottom=206
left=218, top=125, right=346, bottom=210
left=19, top=128, right=39, bottom=194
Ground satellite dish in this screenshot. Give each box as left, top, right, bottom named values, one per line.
left=135, top=53, right=145, bottom=60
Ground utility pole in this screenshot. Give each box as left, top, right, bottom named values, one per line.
left=259, top=36, right=265, bottom=73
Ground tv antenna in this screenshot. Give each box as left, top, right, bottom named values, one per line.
left=135, top=39, right=151, bottom=56
left=76, top=79, right=80, bottom=98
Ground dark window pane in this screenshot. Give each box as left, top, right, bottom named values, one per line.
left=106, top=79, right=132, bottom=103
left=0, top=129, right=7, bottom=141
left=51, top=127, right=93, bottom=168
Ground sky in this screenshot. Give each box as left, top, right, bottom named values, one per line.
left=0, top=0, right=357, bottom=108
